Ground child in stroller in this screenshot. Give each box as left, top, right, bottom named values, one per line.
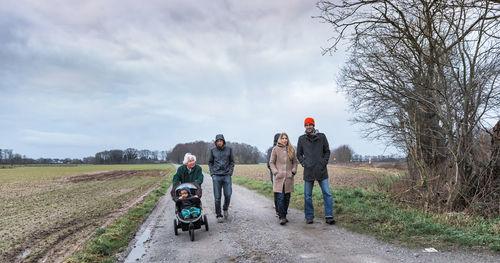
left=172, top=183, right=208, bottom=241
left=177, top=188, right=201, bottom=219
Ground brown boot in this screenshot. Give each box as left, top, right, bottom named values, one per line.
left=279, top=218, right=287, bottom=225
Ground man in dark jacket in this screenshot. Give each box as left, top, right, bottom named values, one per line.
left=267, top=133, right=281, bottom=216
left=297, top=117, right=335, bottom=224
left=208, top=134, right=235, bottom=223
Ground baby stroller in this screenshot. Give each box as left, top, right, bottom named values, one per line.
left=172, top=183, right=209, bottom=241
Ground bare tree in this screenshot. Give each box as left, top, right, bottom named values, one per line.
left=166, top=144, right=190, bottom=164
left=228, top=142, right=262, bottom=164
left=160, top=150, right=168, bottom=162
left=109, top=150, right=124, bottom=164
left=151, top=150, right=159, bottom=161
left=124, top=148, right=138, bottom=163
left=317, top=0, right=500, bottom=215
left=138, top=149, right=152, bottom=162
left=94, top=151, right=108, bottom=164
left=332, top=145, right=354, bottom=163
left=6, top=149, right=13, bottom=165
left=166, top=141, right=209, bottom=164
left=188, top=141, right=211, bottom=164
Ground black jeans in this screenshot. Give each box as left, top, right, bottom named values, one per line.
left=270, top=172, right=278, bottom=214
left=274, top=185, right=290, bottom=220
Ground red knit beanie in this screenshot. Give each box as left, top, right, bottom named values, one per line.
left=304, top=117, right=315, bottom=126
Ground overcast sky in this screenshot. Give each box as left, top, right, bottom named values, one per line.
left=0, top=0, right=398, bottom=159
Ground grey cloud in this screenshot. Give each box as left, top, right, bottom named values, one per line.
left=0, top=0, right=398, bottom=158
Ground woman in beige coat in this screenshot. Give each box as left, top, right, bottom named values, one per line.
left=269, top=133, right=298, bottom=225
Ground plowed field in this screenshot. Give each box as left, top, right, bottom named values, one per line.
left=201, top=163, right=405, bottom=189
left=0, top=165, right=173, bottom=263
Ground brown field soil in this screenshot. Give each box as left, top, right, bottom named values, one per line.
left=0, top=167, right=173, bottom=263
left=201, top=163, right=406, bottom=189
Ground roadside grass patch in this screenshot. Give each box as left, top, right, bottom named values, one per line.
left=232, top=177, right=274, bottom=199
left=65, top=173, right=173, bottom=263
left=232, top=176, right=499, bottom=253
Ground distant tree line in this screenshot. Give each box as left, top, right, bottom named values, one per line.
left=167, top=141, right=265, bottom=164
left=0, top=148, right=168, bottom=165
left=0, top=149, right=84, bottom=165
left=2, top=143, right=405, bottom=166
left=93, top=148, right=168, bottom=164
left=0, top=149, right=30, bottom=165
left=0, top=141, right=266, bottom=165
left=329, top=144, right=405, bottom=163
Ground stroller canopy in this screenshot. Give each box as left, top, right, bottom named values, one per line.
left=171, top=182, right=202, bottom=199
left=175, top=183, right=198, bottom=192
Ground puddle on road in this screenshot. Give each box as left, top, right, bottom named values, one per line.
left=300, top=253, right=320, bottom=259
left=18, top=249, right=31, bottom=260
left=125, top=227, right=152, bottom=262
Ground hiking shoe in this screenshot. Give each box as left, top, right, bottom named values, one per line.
left=280, top=218, right=287, bottom=225
left=223, top=210, right=229, bottom=218
left=325, top=218, right=336, bottom=225
left=305, top=218, right=313, bottom=224
left=216, top=216, right=224, bottom=223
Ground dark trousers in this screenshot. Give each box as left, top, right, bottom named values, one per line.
left=270, top=172, right=278, bottom=214
left=274, top=185, right=291, bottom=220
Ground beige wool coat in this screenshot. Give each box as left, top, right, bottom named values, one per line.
left=269, top=144, right=298, bottom=193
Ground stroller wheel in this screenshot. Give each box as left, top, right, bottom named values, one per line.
left=204, top=215, right=209, bottom=231
left=173, top=219, right=178, bottom=236
left=188, top=223, right=195, bottom=241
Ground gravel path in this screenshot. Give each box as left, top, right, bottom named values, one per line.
left=119, top=172, right=499, bottom=263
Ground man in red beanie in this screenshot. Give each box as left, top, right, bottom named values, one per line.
left=297, top=117, right=335, bottom=224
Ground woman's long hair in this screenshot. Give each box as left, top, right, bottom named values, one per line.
left=278, top=133, right=295, bottom=161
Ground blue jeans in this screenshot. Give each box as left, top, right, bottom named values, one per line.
left=304, top=178, right=333, bottom=219
left=212, top=175, right=232, bottom=217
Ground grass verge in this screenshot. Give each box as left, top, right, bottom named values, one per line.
left=232, top=176, right=500, bottom=253
left=65, top=170, right=174, bottom=263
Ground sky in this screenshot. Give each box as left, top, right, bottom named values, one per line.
left=0, top=0, right=399, bottom=159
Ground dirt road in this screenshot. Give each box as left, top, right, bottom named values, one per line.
left=119, top=172, right=499, bottom=263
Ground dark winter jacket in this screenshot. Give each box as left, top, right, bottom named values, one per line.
left=176, top=197, right=200, bottom=210
left=267, top=133, right=281, bottom=175
left=208, top=134, right=235, bottom=176
left=172, top=164, right=204, bottom=185
left=296, top=130, right=331, bottom=181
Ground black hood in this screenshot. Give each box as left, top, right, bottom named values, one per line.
left=273, top=133, right=280, bottom=146
left=215, top=134, right=226, bottom=147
